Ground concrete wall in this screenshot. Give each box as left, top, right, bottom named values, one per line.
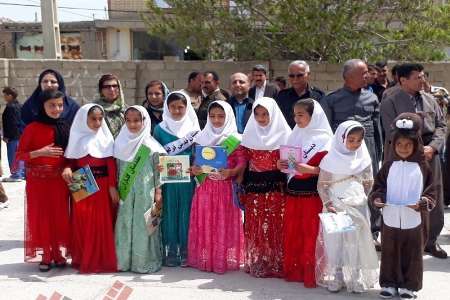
left=0, top=58, right=449, bottom=105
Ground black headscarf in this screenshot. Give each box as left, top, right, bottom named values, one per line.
left=21, top=69, right=80, bottom=126
left=36, top=90, right=71, bottom=149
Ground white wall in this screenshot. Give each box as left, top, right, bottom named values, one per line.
left=106, top=28, right=131, bottom=60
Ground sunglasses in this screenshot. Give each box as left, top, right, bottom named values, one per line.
left=102, top=84, right=119, bottom=89
left=288, top=73, right=306, bottom=78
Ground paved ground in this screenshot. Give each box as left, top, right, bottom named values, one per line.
left=0, top=150, right=449, bottom=299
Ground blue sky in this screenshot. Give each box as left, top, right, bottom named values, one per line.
left=0, top=0, right=167, bottom=22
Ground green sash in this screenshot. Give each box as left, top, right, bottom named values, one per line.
left=195, top=135, right=241, bottom=184
left=118, top=145, right=151, bottom=200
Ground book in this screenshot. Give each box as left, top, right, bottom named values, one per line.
left=219, top=134, right=241, bottom=155
left=159, top=155, right=191, bottom=183
left=68, top=165, right=100, bottom=202
left=279, top=145, right=302, bottom=174
left=194, top=145, right=228, bottom=173
left=144, top=205, right=161, bottom=236
left=319, top=212, right=356, bottom=234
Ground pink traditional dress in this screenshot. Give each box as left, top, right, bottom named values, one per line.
left=239, top=97, right=292, bottom=278
left=188, top=101, right=244, bottom=274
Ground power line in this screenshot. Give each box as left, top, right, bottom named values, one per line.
left=0, top=1, right=149, bottom=13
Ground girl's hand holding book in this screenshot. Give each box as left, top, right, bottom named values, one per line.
left=276, top=159, right=288, bottom=171
left=189, top=165, right=203, bottom=176
left=295, top=163, right=319, bottom=175
left=62, top=167, right=73, bottom=184
left=326, top=203, right=337, bottom=213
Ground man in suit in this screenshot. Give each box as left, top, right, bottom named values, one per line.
left=228, top=73, right=254, bottom=134
left=198, top=71, right=228, bottom=128
left=248, top=64, right=278, bottom=101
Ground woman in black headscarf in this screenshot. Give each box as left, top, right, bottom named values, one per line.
left=21, top=69, right=80, bottom=126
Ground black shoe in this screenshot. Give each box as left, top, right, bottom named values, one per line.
left=424, top=243, right=448, bottom=259
left=39, top=262, right=51, bottom=272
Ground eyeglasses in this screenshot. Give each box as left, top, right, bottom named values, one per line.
left=102, top=84, right=119, bottom=89
left=288, top=73, right=306, bottom=78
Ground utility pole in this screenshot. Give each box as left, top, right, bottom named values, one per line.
left=41, top=0, right=61, bottom=59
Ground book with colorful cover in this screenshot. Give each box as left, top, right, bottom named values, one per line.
left=194, top=145, right=228, bottom=173
left=279, top=145, right=302, bottom=174
left=159, top=155, right=191, bottom=183
left=68, top=165, right=100, bottom=202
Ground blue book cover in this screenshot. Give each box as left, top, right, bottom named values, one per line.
left=68, top=165, right=100, bottom=202
left=195, top=145, right=228, bottom=173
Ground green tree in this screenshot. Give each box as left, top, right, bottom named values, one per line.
left=143, top=0, right=450, bottom=62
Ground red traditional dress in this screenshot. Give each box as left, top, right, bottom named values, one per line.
left=64, top=103, right=118, bottom=273
left=241, top=148, right=286, bottom=278
left=283, top=99, right=333, bottom=288
left=283, top=151, right=326, bottom=287
left=70, top=155, right=118, bottom=273
left=16, top=122, right=70, bottom=264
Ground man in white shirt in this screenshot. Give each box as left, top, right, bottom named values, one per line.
left=248, top=64, right=278, bottom=101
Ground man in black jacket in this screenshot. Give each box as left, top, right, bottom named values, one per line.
left=2, top=87, right=24, bottom=181
left=228, top=73, right=254, bottom=134
left=276, top=60, right=324, bottom=128
left=248, top=64, right=278, bottom=101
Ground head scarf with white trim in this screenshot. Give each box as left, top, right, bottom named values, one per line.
left=114, top=105, right=167, bottom=162
left=241, top=97, right=291, bottom=150
left=64, top=103, right=114, bottom=159
left=159, top=90, right=200, bottom=138
left=194, top=100, right=239, bottom=146
left=319, top=120, right=372, bottom=175
left=287, top=99, right=333, bottom=163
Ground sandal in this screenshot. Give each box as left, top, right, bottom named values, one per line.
left=39, top=262, right=51, bottom=272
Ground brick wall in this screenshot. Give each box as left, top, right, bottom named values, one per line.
left=1, top=58, right=449, bottom=105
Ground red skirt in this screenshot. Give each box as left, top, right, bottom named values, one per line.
left=71, top=176, right=117, bottom=273
left=283, top=194, right=322, bottom=287
left=25, top=176, right=71, bottom=263
left=242, top=191, right=285, bottom=278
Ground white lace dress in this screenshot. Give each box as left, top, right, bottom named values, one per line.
left=315, top=166, right=378, bottom=292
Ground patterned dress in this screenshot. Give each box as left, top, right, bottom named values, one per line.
left=240, top=148, right=286, bottom=278
left=187, top=147, right=245, bottom=274
left=115, top=153, right=163, bottom=273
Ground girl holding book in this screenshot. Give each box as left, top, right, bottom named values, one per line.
left=188, top=100, right=245, bottom=274
left=315, top=121, right=378, bottom=293
left=370, top=113, right=435, bottom=299
left=62, top=103, right=118, bottom=273
left=114, top=105, right=167, bottom=273
left=153, top=91, right=200, bottom=267
left=277, top=98, right=333, bottom=287
left=240, top=97, right=291, bottom=278
left=16, top=90, right=71, bottom=272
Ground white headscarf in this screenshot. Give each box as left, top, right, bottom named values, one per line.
left=194, top=100, right=239, bottom=146
left=319, top=120, right=372, bottom=175
left=287, top=99, right=333, bottom=163
left=241, top=97, right=291, bottom=151
left=65, top=103, right=114, bottom=159
left=114, top=105, right=167, bottom=162
left=159, top=90, right=200, bottom=138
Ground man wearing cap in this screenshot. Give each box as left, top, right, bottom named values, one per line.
left=248, top=64, right=278, bottom=101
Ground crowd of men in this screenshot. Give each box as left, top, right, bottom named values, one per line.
left=179, top=59, right=449, bottom=259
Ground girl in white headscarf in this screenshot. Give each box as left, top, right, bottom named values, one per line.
left=114, top=105, right=166, bottom=273
left=315, top=120, right=378, bottom=293
left=152, top=91, right=199, bottom=267
left=277, top=98, right=333, bottom=288
left=239, top=97, right=291, bottom=278
left=62, top=103, right=118, bottom=273
left=187, top=101, right=245, bottom=274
